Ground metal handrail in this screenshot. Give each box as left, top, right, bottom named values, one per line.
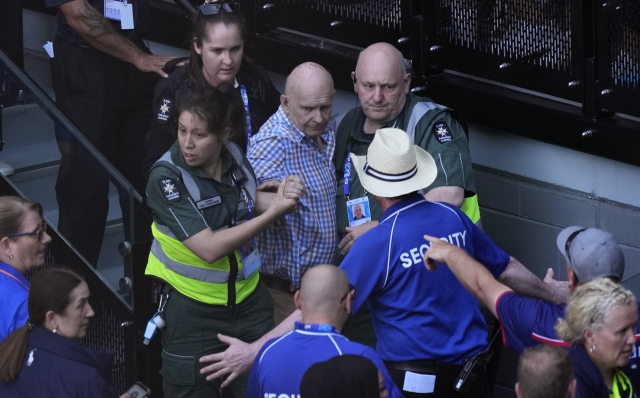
left=0, top=49, right=143, bottom=204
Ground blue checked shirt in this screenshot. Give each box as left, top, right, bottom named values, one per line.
left=247, top=107, right=337, bottom=290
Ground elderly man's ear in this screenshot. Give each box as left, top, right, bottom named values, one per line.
left=280, top=94, right=290, bottom=114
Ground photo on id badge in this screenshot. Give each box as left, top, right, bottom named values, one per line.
left=347, top=197, right=371, bottom=228
left=240, top=239, right=261, bottom=277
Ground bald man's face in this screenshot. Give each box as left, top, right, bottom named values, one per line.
left=282, top=79, right=334, bottom=139
left=355, top=53, right=410, bottom=126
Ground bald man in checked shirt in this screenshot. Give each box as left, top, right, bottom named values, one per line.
left=247, top=62, right=338, bottom=325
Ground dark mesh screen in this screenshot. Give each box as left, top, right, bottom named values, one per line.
left=607, top=1, right=639, bottom=89
left=437, top=0, right=572, bottom=72
left=278, top=0, right=402, bottom=30
left=80, top=301, right=127, bottom=393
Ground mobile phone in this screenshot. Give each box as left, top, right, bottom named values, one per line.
left=126, top=381, right=151, bottom=398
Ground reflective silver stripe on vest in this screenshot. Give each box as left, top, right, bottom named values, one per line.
left=405, top=102, right=446, bottom=144
left=155, top=143, right=256, bottom=203
left=150, top=239, right=247, bottom=283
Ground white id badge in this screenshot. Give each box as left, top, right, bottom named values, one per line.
left=403, top=372, right=436, bottom=393
left=240, top=239, right=261, bottom=277
left=120, top=1, right=134, bottom=29
left=346, top=196, right=372, bottom=228
left=104, top=0, right=122, bottom=21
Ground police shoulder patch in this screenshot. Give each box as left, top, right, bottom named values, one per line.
left=432, top=122, right=453, bottom=144
left=159, top=178, right=180, bottom=202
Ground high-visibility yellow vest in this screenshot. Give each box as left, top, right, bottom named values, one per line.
left=610, top=369, right=634, bottom=398
left=145, top=144, right=259, bottom=306
left=460, top=194, right=481, bottom=224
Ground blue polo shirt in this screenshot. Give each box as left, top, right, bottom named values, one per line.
left=496, top=291, right=640, bottom=393
left=247, top=322, right=402, bottom=398
left=341, top=194, right=510, bottom=364
left=0, top=261, right=30, bottom=343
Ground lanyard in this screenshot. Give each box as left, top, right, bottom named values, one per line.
left=229, top=179, right=253, bottom=227
left=0, top=269, right=30, bottom=291
left=343, top=145, right=352, bottom=199
left=239, top=85, right=253, bottom=151
left=296, top=322, right=340, bottom=334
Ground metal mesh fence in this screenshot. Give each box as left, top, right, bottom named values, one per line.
left=437, top=0, right=572, bottom=72
left=607, top=1, right=639, bottom=89
left=277, top=0, right=403, bottom=30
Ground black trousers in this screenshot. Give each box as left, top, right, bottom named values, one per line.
left=385, top=361, right=489, bottom=398
left=50, top=39, right=157, bottom=265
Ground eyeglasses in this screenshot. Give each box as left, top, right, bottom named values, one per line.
left=340, top=284, right=356, bottom=303
left=564, top=228, right=586, bottom=265
left=198, top=0, right=241, bottom=16
left=8, top=222, right=48, bottom=242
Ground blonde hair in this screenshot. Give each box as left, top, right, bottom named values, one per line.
left=555, top=278, right=635, bottom=343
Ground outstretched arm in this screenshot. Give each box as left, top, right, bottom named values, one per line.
left=58, top=0, right=177, bottom=77
left=423, top=235, right=511, bottom=317
left=199, top=309, right=302, bottom=387
left=498, top=258, right=570, bottom=304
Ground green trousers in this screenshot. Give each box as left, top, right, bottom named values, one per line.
left=160, top=282, right=274, bottom=398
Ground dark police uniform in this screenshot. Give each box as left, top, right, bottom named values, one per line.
left=45, top=0, right=158, bottom=266
left=143, top=62, right=281, bottom=177
left=145, top=141, right=274, bottom=398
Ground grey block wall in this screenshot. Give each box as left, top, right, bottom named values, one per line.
left=475, top=165, right=640, bottom=397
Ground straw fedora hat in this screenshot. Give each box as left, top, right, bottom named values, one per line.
left=350, top=128, right=437, bottom=197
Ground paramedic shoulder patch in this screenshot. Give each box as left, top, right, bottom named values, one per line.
left=159, top=179, right=180, bottom=202
left=432, top=122, right=453, bottom=144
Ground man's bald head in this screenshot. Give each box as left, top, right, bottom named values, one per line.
left=281, top=63, right=335, bottom=140
left=297, top=265, right=352, bottom=328
left=352, top=43, right=411, bottom=129
left=355, top=43, right=406, bottom=79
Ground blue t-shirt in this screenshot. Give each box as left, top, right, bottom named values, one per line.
left=247, top=322, right=402, bottom=398
left=497, top=291, right=640, bottom=393
left=341, top=195, right=510, bottom=364
left=0, top=262, right=30, bottom=343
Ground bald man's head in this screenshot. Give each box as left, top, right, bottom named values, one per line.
left=281, top=63, right=335, bottom=140
left=297, top=265, right=352, bottom=328
left=352, top=43, right=411, bottom=128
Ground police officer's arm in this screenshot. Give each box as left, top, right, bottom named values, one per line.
left=423, top=235, right=511, bottom=317
left=57, top=0, right=176, bottom=77
left=424, top=186, right=464, bottom=208
left=199, top=309, right=303, bottom=387
left=184, top=178, right=298, bottom=263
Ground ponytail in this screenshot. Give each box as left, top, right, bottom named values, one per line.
left=0, top=323, right=31, bottom=382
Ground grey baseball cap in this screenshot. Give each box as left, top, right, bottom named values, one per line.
left=556, top=226, right=625, bottom=282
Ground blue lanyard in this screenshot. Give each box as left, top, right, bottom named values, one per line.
left=343, top=145, right=351, bottom=199
left=295, top=322, right=340, bottom=334
left=239, top=85, right=253, bottom=151
left=229, top=179, right=253, bottom=227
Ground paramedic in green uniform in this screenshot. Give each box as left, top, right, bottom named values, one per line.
left=145, top=85, right=304, bottom=398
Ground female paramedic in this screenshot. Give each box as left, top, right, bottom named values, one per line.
left=144, top=86, right=304, bottom=398
left=144, top=0, right=281, bottom=176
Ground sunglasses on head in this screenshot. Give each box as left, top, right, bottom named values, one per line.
left=198, top=0, right=241, bottom=16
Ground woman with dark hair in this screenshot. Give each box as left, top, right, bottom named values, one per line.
left=143, top=0, right=281, bottom=176
left=0, top=268, right=128, bottom=397
left=145, top=85, right=303, bottom=398
left=0, top=196, right=51, bottom=343
left=300, top=355, right=388, bottom=398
